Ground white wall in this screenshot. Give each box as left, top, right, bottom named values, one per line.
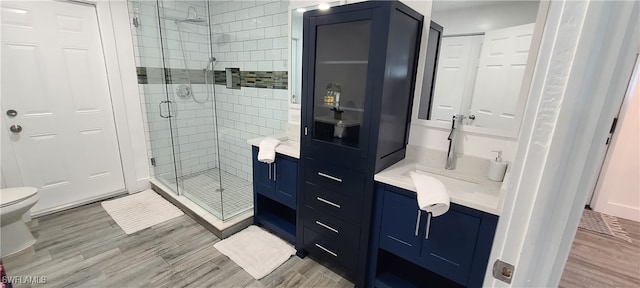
left=592, top=71, right=640, bottom=221
left=431, top=1, right=539, bottom=35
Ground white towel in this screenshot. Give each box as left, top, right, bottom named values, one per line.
left=258, top=138, right=281, bottom=163
left=409, top=171, right=450, bottom=217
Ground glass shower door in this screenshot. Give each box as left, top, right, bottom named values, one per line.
left=128, top=0, right=180, bottom=193
left=155, top=0, right=225, bottom=218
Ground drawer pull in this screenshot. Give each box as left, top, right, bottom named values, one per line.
left=415, top=210, right=421, bottom=236
left=316, top=197, right=341, bottom=208
left=315, top=220, right=339, bottom=233
left=317, top=172, right=343, bottom=182
left=315, top=243, right=337, bottom=257
left=425, top=212, right=432, bottom=240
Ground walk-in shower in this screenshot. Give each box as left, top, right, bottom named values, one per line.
left=126, top=0, right=290, bottom=222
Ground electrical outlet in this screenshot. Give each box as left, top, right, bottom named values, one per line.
left=493, top=259, right=515, bottom=284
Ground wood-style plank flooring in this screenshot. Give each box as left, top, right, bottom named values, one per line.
left=560, top=217, right=640, bottom=287
left=2, top=202, right=353, bottom=288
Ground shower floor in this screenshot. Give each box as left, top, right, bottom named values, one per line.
left=174, top=168, right=253, bottom=220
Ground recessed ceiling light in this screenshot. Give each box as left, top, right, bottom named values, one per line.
left=318, top=3, right=330, bottom=10
left=296, top=8, right=307, bottom=13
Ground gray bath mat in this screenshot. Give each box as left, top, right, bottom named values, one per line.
left=579, top=209, right=631, bottom=243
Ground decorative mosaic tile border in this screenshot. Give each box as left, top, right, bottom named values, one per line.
left=137, top=67, right=287, bottom=90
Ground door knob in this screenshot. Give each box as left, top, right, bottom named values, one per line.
left=6, top=109, right=17, bottom=117
left=9, top=124, right=22, bottom=133
left=468, top=114, right=476, bottom=120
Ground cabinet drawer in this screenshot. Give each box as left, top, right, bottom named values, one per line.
left=303, top=182, right=362, bottom=225
left=302, top=205, right=360, bottom=246
left=304, top=158, right=366, bottom=198
left=303, top=227, right=357, bottom=272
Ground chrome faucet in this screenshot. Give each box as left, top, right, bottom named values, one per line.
left=446, top=114, right=461, bottom=170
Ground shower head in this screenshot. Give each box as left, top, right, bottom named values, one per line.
left=174, top=6, right=207, bottom=25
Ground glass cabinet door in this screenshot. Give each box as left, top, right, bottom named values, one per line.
left=312, top=19, right=371, bottom=149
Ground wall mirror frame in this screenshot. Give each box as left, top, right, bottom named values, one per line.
left=413, top=0, right=551, bottom=139
left=288, top=0, right=346, bottom=112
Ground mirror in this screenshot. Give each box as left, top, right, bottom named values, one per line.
left=418, top=0, right=543, bottom=135
left=289, top=1, right=342, bottom=104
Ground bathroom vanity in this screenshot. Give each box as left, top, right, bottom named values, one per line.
left=248, top=136, right=301, bottom=248
left=370, top=146, right=504, bottom=287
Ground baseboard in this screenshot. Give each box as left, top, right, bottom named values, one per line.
left=597, top=202, right=640, bottom=222
left=31, top=189, right=128, bottom=218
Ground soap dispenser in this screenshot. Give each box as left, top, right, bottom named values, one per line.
left=488, top=150, right=508, bottom=182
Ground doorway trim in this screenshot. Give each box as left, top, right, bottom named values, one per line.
left=92, top=0, right=150, bottom=194
left=484, top=0, right=639, bottom=286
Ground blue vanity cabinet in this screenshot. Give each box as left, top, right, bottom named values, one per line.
left=252, top=146, right=298, bottom=244
left=370, top=184, right=499, bottom=288
left=274, top=156, right=297, bottom=209
left=253, top=148, right=275, bottom=199
left=379, top=190, right=423, bottom=261
left=420, top=205, right=481, bottom=285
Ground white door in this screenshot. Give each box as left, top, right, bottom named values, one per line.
left=430, top=35, right=483, bottom=123
left=469, top=23, right=535, bottom=131
left=1, top=0, right=125, bottom=214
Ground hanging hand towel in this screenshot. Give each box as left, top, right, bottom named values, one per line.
left=409, top=171, right=450, bottom=217
left=258, top=138, right=281, bottom=164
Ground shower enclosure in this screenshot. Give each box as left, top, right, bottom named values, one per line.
left=127, top=0, right=289, bottom=221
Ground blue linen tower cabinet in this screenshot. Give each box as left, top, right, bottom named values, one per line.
left=298, top=1, right=424, bottom=287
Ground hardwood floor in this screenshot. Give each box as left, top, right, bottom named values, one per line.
left=560, top=217, right=640, bottom=287
left=2, top=202, right=353, bottom=288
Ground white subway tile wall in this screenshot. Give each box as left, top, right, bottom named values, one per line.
left=208, top=0, right=289, bottom=183
left=129, top=0, right=290, bottom=185
left=129, top=0, right=218, bottom=181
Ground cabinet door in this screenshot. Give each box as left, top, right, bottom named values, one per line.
left=378, top=189, right=422, bottom=262
left=302, top=9, right=378, bottom=166
left=420, top=208, right=481, bottom=286
left=252, top=147, right=274, bottom=198
left=274, top=156, right=297, bottom=209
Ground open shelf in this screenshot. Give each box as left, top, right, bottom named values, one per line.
left=374, top=249, right=463, bottom=288
left=254, top=194, right=296, bottom=243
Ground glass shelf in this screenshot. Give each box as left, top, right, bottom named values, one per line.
left=320, top=104, right=365, bottom=112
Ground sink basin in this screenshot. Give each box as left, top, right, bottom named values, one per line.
left=403, top=167, right=480, bottom=194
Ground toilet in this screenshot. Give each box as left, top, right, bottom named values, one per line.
left=0, top=187, right=39, bottom=257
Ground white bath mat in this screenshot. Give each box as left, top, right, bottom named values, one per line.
left=101, top=189, right=183, bottom=234
left=214, top=225, right=296, bottom=279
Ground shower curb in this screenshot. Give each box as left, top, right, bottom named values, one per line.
left=151, top=182, right=253, bottom=239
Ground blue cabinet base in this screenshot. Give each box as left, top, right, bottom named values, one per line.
left=369, top=184, right=498, bottom=287
left=252, top=147, right=299, bottom=249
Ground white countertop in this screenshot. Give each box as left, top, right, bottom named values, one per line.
left=247, top=134, right=300, bottom=159
left=374, top=146, right=506, bottom=215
